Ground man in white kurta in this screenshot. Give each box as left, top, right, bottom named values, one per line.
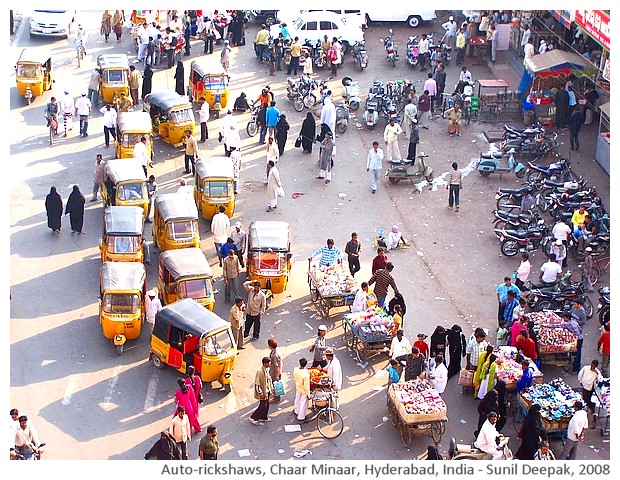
left=474, top=413, right=504, bottom=460
left=324, top=348, right=342, bottom=393
left=383, top=118, right=403, bottom=161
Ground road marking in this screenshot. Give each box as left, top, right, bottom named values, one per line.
left=100, top=366, right=120, bottom=409
left=226, top=386, right=238, bottom=414
left=143, top=371, right=159, bottom=412
left=61, top=375, right=77, bottom=406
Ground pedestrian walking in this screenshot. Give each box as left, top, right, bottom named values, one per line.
left=597, top=323, right=610, bottom=377
left=569, top=108, right=584, bottom=151
left=141, top=64, right=153, bottom=100
left=182, top=129, right=198, bottom=175
left=249, top=357, right=273, bottom=424
left=146, top=288, right=162, bottom=328
left=275, top=114, right=290, bottom=156
left=229, top=297, right=245, bottom=350
left=220, top=40, right=231, bottom=74
left=144, top=430, right=181, bottom=460
left=198, top=97, right=210, bottom=142
left=174, top=61, right=185, bottom=96
left=310, top=325, right=328, bottom=368
left=91, top=154, right=105, bottom=202
left=231, top=221, right=247, bottom=267
left=446, top=162, right=462, bottom=211
left=169, top=405, right=191, bottom=460
left=417, top=90, right=431, bottom=129
left=367, top=141, right=384, bottom=194
left=293, top=358, right=310, bottom=421
left=198, top=425, right=219, bottom=460
left=222, top=118, right=241, bottom=157
left=65, top=185, right=85, bottom=234
left=185, top=365, right=203, bottom=406
left=112, top=10, right=124, bottom=42
left=407, top=119, right=420, bottom=160
left=320, top=97, right=336, bottom=137
left=211, top=206, right=230, bottom=261
left=129, top=65, right=141, bottom=106
left=328, top=37, right=342, bottom=76
left=266, top=160, right=282, bottom=212
left=455, top=27, right=466, bottom=65
left=74, top=92, right=92, bottom=137
left=88, top=68, right=101, bottom=107
left=368, top=262, right=399, bottom=309
left=578, top=359, right=601, bottom=411
left=344, top=232, right=361, bottom=278
left=174, top=378, right=201, bottom=434
left=558, top=401, right=588, bottom=460
left=100, top=104, right=117, bottom=148
left=266, top=101, right=280, bottom=140
left=317, top=132, right=335, bottom=184
left=423, top=73, right=437, bottom=115
left=268, top=338, right=284, bottom=402
left=100, top=10, right=112, bottom=42
left=222, top=249, right=241, bottom=304
left=243, top=280, right=267, bottom=340
left=45, top=186, right=63, bottom=234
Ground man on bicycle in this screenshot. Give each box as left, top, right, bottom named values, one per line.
left=45, top=97, right=59, bottom=132
left=75, top=24, right=88, bottom=54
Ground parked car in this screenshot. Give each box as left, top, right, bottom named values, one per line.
left=29, top=9, right=76, bottom=38
left=249, top=10, right=278, bottom=26
left=365, top=9, right=436, bottom=28
left=269, top=11, right=364, bottom=53
left=276, top=9, right=367, bottom=29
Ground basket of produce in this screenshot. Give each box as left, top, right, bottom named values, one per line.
left=309, top=263, right=357, bottom=298
left=308, top=368, right=330, bottom=390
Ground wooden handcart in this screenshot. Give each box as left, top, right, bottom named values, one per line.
left=341, top=314, right=393, bottom=362
left=515, top=392, right=568, bottom=443
left=386, top=384, right=447, bottom=447
left=307, top=262, right=356, bottom=319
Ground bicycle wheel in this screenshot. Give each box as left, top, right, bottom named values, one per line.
left=49, top=126, right=54, bottom=146
left=246, top=120, right=258, bottom=137
left=317, top=407, right=343, bottom=439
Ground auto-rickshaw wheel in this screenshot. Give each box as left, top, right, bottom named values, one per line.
left=151, top=354, right=164, bottom=369
left=224, top=383, right=232, bottom=393
left=115, top=344, right=124, bottom=356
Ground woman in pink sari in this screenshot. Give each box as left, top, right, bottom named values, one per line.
left=184, top=365, right=204, bottom=406
left=174, top=378, right=201, bottom=434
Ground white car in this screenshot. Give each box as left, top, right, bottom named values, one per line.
left=270, top=11, right=364, bottom=52
left=276, top=9, right=367, bottom=30
left=365, top=10, right=436, bottom=28
left=29, top=9, right=76, bottom=38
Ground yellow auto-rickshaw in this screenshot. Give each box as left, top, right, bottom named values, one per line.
left=152, top=192, right=200, bottom=252
left=102, top=159, right=149, bottom=217
left=97, top=54, right=130, bottom=104
left=115, top=111, right=153, bottom=160
left=247, top=221, right=292, bottom=294
left=99, top=206, right=149, bottom=264
left=144, top=90, right=195, bottom=146
left=188, top=61, right=229, bottom=117
left=15, top=48, right=53, bottom=104
left=158, top=247, right=215, bottom=310
left=193, top=156, right=235, bottom=220
left=150, top=298, right=237, bottom=391
left=99, top=261, right=146, bottom=355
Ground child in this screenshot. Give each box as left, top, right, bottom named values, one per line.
left=413, top=333, right=429, bottom=359
left=496, top=320, right=509, bottom=347
left=386, top=359, right=401, bottom=386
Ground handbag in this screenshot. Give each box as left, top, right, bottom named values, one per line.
left=328, top=47, right=337, bottom=61
left=276, top=185, right=285, bottom=197
left=294, top=136, right=302, bottom=148
left=273, top=380, right=286, bottom=397
left=457, top=368, right=474, bottom=387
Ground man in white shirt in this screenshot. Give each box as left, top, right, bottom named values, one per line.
left=145, top=289, right=162, bottom=328
left=100, top=104, right=118, bottom=148
left=474, top=412, right=504, bottom=460
left=418, top=34, right=430, bottom=71
left=539, top=254, right=562, bottom=285
left=552, top=219, right=573, bottom=243
left=442, top=16, right=458, bottom=49
left=198, top=97, right=210, bottom=143
left=169, top=406, right=191, bottom=460
left=324, top=348, right=342, bottom=393
left=137, top=23, right=150, bottom=62
left=559, top=401, right=588, bottom=460
left=523, top=38, right=535, bottom=65
left=389, top=330, right=412, bottom=359
left=515, top=253, right=531, bottom=290
left=74, top=92, right=92, bottom=137
left=520, top=25, right=531, bottom=58
left=578, top=359, right=602, bottom=411
left=430, top=355, right=448, bottom=394
left=60, top=90, right=75, bottom=136
left=367, top=141, right=384, bottom=194
left=211, top=205, right=230, bottom=265
left=383, top=118, right=402, bottom=162
left=133, top=135, right=151, bottom=176
left=218, top=110, right=238, bottom=155
left=14, top=415, right=41, bottom=459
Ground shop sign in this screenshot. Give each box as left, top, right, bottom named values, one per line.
left=575, top=10, right=610, bottom=51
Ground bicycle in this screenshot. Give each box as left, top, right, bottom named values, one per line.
left=47, top=115, right=58, bottom=145
left=588, top=255, right=610, bottom=285
left=309, top=381, right=343, bottom=439
left=76, top=40, right=86, bottom=67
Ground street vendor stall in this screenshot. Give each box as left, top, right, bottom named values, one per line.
left=516, top=378, right=583, bottom=443
left=307, top=261, right=356, bottom=318
left=387, top=379, right=447, bottom=447
left=594, top=377, right=610, bottom=436
left=495, top=346, right=543, bottom=390
left=342, top=308, right=399, bottom=362
left=526, top=311, right=577, bottom=371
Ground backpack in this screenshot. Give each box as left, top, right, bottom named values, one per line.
left=170, top=36, right=178, bottom=47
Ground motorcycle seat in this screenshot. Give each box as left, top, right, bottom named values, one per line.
left=388, top=158, right=413, bottom=166
left=504, top=228, right=540, bottom=239
left=498, top=186, right=532, bottom=195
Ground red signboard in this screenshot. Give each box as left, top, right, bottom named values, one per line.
left=575, top=10, right=610, bottom=51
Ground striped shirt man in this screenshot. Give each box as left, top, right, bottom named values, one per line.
left=368, top=266, right=398, bottom=299
left=446, top=168, right=463, bottom=186
left=309, top=242, right=343, bottom=266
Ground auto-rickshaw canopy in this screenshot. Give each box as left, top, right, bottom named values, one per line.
left=155, top=298, right=230, bottom=338
left=117, top=111, right=152, bottom=134
left=154, top=193, right=199, bottom=222
left=97, top=54, right=130, bottom=70
left=104, top=206, right=144, bottom=236
left=100, top=261, right=146, bottom=292
left=190, top=61, right=228, bottom=90
left=159, top=248, right=213, bottom=280
left=248, top=221, right=291, bottom=252
left=16, top=48, right=52, bottom=78
left=145, top=90, right=191, bottom=112
left=196, top=156, right=234, bottom=180
left=104, top=159, right=147, bottom=184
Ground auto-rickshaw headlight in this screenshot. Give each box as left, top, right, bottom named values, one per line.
left=223, top=372, right=232, bottom=379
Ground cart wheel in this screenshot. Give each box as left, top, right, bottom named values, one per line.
left=320, top=299, right=330, bottom=319
left=431, top=422, right=445, bottom=443
left=317, top=408, right=344, bottom=439
left=389, top=402, right=399, bottom=427
left=399, top=422, right=412, bottom=448
left=357, top=344, right=368, bottom=363
left=514, top=403, right=526, bottom=423
left=343, top=322, right=355, bottom=348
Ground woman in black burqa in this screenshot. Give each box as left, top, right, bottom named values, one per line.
left=475, top=389, right=498, bottom=437
left=65, top=185, right=86, bottom=234
left=515, top=403, right=547, bottom=460
left=430, top=325, right=447, bottom=358
left=300, top=112, right=316, bottom=153
left=275, top=114, right=290, bottom=156
left=141, top=64, right=153, bottom=100
left=174, top=61, right=185, bottom=96
left=494, top=379, right=508, bottom=432
left=45, top=186, right=63, bottom=234
left=446, top=324, right=466, bottom=379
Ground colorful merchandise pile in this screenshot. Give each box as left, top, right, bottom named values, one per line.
left=308, top=367, right=330, bottom=389
left=389, top=379, right=447, bottom=421
left=596, top=378, right=610, bottom=413
left=344, top=309, right=396, bottom=341
left=526, top=312, right=577, bottom=353
left=309, top=263, right=357, bottom=297
left=520, top=378, right=581, bottom=427
left=495, top=346, right=543, bottom=387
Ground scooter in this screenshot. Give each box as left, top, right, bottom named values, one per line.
left=363, top=95, right=379, bottom=129
left=380, top=29, right=399, bottom=67
left=335, top=101, right=350, bottom=133
left=385, top=152, right=434, bottom=185
left=405, top=36, right=419, bottom=66
left=341, top=76, right=361, bottom=111
left=447, top=436, right=513, bottom=460
left=597, top=286, right=610, bottom=325
left=352, top=40, right=368, bottom=70
left=477, top=148, right=527, bottom=179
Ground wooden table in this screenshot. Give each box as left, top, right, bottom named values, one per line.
left=476, top=79, right=510, bottom=98
left=468, top=36, right=487, bottom=64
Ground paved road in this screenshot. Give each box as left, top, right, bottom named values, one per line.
left=9, top=11, right=610, bottom=463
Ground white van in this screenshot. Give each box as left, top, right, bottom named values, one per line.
left=277, top=10, right=367, bottom=29
left=365, top=10, right=436, bottom=28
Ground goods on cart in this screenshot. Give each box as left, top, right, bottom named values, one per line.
left=344, top=308, right=396, bottom=342
left=308, top=367, right=330, bottom=389
left=526, top=311, right=577, bottom=353
left=519, top=378, right=581, bottom=430
left=309, top=263, right=357, bottom=297
left=597, top=378, right=610, bottom=412
left=494, top=347, right=543, bottom=387
left=390, top=379, right=447, bottom=422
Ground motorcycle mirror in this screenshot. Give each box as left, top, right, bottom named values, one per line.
left=379, top=38, right=384, bottom=42
left=389, top=29, right=393, bottom=34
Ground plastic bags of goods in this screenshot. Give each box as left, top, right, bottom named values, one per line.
left=526, top=312, right=578, bottom=353
left=309, top=263, right=357, bottom=297
left=596, top=378, right=610, bottom=412
left=520, top=378, right=582, bottom=426
left=390, top=379, right=447, bottom=420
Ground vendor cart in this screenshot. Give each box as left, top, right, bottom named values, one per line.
left=386, top=382, right=447, bottom=447
left=342, top=313, right=395, bottom=362
left=307, top=261, right=356, bottom=319
left=515, top=393, right=568, bottom=443
left=527, top=312, right=577, bottom=372
left=594, top=378, right=610, bottom=437
left=306, top=370, right=344, bottom=439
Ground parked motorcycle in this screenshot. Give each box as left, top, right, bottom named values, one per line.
left=495, top=183, right=538, bottom=210
left=494, top=218, right=553, bottom=257
left=438, top=32, right=452, bottom=66
left=447, top=436, right=513, bottom=460
left=285, top=77, right=304, bottom=112
left=477, top=148, right=527, bottom=178
left=502, top=122, right=545, bottom=141
left=341, top=76, right=361, bottom=111
left=313, top=39, right=327, bottom=69
left=597, top=286, right=610, bottom=325
left=246, top=101, right=260, bottom=137
left=363, top=95, right=379, bottom=128
left=380, top=29, right=399, bottom=67
left=492, top=209, right=542, bottom=232
left=298, top=74, right=318, bottom=108
left=385, top=152, right=434, bottom=184
left=569, top=231, right=610, bottom=260
left=526, top=157, right=575, bottom=184
left=335, top=101, right=350, bottom=133
left=532, top=280, right=595, bottom=319
left=405, top=35, right=419, bottom=67
left=352, top=40, right=368, bottom=70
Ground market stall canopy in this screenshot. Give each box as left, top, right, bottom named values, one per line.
left=524, top=50, right=598, bottom=78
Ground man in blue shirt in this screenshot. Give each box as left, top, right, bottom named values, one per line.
left=265, top=101, right=280, bottom=140
left=218, top=237, right=238, bottom=263
left=516, top=360, right=533, bottom=395
left=496, top=276, right=521, bottom=324
left=309, top=239, right=343, bottom=267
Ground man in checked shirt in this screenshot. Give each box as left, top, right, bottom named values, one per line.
left=308, top=238, right=343, bottom=267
